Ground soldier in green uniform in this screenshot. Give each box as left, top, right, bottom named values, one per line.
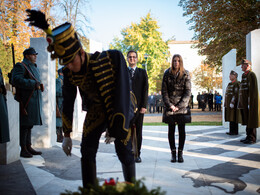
left=12, top=47, right=43, bottom=157
left=238, top=59, right=260, bottom=144
left=0, top=67, right=10, bottom=143
left=224, top=71, right=241, bottom=135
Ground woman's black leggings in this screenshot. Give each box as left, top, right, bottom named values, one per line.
left=168, top=123, right=186, bottom=151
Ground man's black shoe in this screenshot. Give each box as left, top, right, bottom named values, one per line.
left=243, top=140, right=256, bottom=144
left=240, top=138, right=248, bottom=142
left=135, top=156, right=142, bottom=163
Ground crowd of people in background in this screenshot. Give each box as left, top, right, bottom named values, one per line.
left=197, top=90, right=222, bottom=112
left=148, top=90, right=223, bottom=113
left=147, top=91, right=163, bottom=113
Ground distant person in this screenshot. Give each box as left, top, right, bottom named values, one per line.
left=156, top=91, right=163, bottom=113
left=12, top=47, right=43, bottom=158
left=224, top=71, right=241, bottom=135
left=0, top=67, right=10, bottom=143
left=215, top=93, right=222, bottom=111
left=127, top=50, right=148, bottom=163
left=189, top=93, right=194, bottom=109
left=207, top=90, right=213, bottom=111
left=148, top=92, right=156, bottom=113
left=197, top=92, right=201, bottom=109
left=213, top=90, right=218, bottom=111
left=162, top=54, right=191, bottom=163
left=238, top=59, right=260, bottom=144
left=200, top=91, right=207, bottom=111
left=56, top=68, right=64, bottom=142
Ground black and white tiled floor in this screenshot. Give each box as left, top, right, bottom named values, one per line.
left=18, top=126, right=260, bottom=195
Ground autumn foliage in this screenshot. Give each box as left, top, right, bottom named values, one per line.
left=179, top=0, right=260, bottom=69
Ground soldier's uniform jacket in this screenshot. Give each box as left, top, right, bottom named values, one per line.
left=237, top=71, right=260, bottom=128
left=62, top=50, right=134, bottom=144
left=0, top=68, right=10, bottom=143
left=224, top=80, right=241, bottom=123
left=12, top=58, right=43, bottom=126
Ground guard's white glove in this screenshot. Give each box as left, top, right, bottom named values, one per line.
left=104, top=130, right=116, bottom=144
left=230, top=103, right=234, bottom=108
left=62, top=137, right=72, bottom=156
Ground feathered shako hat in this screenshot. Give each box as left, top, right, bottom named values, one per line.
left=25, top=9, right=82, bottom=65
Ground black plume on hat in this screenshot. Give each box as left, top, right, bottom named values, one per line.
left=25, top=9, right=50, bottom=33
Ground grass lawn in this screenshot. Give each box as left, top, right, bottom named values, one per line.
left=143, top=121, right=222, bottom=126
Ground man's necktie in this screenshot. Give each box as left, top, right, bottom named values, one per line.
left=130, top=68, right=134, bottom=78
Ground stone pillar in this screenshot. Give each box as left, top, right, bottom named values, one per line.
left=30, top=37, right=56, bottom=148
left=222, top=49, right=236, bottom=128
left=0, top=91, right=19, bottom=164
left=246, top=29, right=260, bottom=140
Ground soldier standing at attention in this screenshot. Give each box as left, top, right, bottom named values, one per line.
left=224, top=71, right=241, bottom=135
left=238, top=59, right=260, bottom=144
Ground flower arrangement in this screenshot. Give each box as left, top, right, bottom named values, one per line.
left=61, top=178, right=166, bottom=195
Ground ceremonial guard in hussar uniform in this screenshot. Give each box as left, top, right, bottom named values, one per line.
left=238, top=59, right=260, bottom=144
left=0, top=67, right=10, bottom=144
left=224, top=71, right=241, bottom=135
left=25, top=9, right=136, bottom=188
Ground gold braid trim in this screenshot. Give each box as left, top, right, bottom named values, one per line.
left=91, top=62, right=111, bottom=71
left=105, top=101, right=112, bottom=108
left=101, top=88, right=115, bottom=97
left=94, top=68, right=113, bottom=77
left=97, top=75, right=113, bottom=83
left=110, top=113, right=129, bottom=132
left=100, top=81, right=114, bottom=91
left=104, top=95, right=112, bottom=103
left=121, top=128, right=132, bottom=146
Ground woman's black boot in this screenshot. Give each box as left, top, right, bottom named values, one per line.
left=178, top=149, right=184, bottom=163
left=171, top=150, right=176, bottom=163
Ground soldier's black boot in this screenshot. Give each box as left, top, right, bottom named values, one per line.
left=27, top=145, right=42, bottom=155
left=81, top=160, right=97, bottom=188
left=171, top=149, right=176, bottom=163
left=178, top=149, right=184, bottom=163
left=122, top=163, right=136, bottom=183
left=20, top=146, right=33, bottom=158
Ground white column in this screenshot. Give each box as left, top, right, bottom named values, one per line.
left=246, top=29, right=260, bottom=140
left=30, top=37, right=56, bottom=148
left=222, top=49, right=236, bottom=128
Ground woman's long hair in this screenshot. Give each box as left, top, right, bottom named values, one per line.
left=171, top=54, right=184, bottom=79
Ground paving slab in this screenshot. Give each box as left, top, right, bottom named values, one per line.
left=1, top=125, right=259, bottom=195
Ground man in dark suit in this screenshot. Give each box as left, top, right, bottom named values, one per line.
left=127, top=50, right=148, bottom=163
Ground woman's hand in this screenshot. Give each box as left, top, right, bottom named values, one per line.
left=170, top=105, right=179, bottom=112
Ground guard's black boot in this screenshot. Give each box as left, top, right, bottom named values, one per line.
left=27, top=145, right=42, bottom=155
left=122, top=163, right=136, bottom=183
left=171, top=150, right=176, bottom=163
left=178, top=149, right=184, bottom=163
left=20, top=146, right=33, bottom=158
left=81, top=160, right=97, bottom=189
